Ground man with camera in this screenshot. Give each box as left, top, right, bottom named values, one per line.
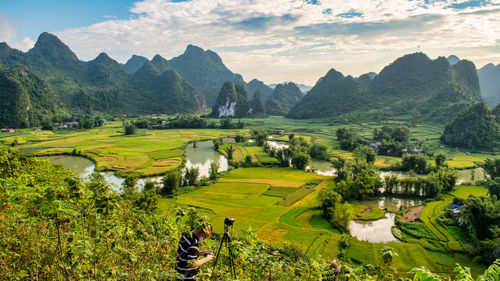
left=175, top=220, right=215, bottom=280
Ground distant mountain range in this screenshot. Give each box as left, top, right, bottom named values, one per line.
left=289, top=53, right=482, bottom=123
left=0, top=32, right=203, bottom=124
left=0, top=32, right=493, bottom=128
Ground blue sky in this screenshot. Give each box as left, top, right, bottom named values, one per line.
left=1, top=0, right=499, bottom=85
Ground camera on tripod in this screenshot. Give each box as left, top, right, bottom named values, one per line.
left=212, top=217, right=237, bottom=279
left=224, top=217, right=235, bottom=226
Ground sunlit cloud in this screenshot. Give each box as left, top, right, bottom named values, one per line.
left=53, top=0, right=500, bottom=84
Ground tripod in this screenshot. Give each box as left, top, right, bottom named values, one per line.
left=211, top=223, right=237, bottom=280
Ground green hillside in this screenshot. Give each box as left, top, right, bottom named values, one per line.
left=0, top=64, right=65, bottom=128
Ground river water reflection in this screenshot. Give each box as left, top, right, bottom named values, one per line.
left=40, top=140, right=228, bottom=192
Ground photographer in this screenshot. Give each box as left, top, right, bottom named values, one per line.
left=175, top=220, right=215, bottom=280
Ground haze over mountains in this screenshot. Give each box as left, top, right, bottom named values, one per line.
left=0, top=32, right=496, bottom=128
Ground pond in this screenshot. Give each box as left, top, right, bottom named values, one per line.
left=184, top=140, right=228, bottom=179
left=40, top=155, right=130, bottom=192
left=349, top=212, right=399, bottom=243
left=40, top=140, right=228, bottom=192
left=358, top=196, right=424, bottom=213
left=349, top=196, right=425, bottom=243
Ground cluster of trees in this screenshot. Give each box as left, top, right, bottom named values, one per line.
left=372, top=126, right=410, bottom=156
left=332, top=158, right=382, bottom=200
left=336, top=127, right=367, bottom=151
left=265, top=135, right=331, bottom=170
left=129, top=115, right=245, bottom=130
left=336, top=125, right=414, bottom=157
left=383, top=167, right=458, bottom=198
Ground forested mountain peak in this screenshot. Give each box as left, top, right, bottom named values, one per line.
left=248, top=78, right=273, bottom=101
left=124, top=55, right=148, bottom=73
left=169, top=44, right=246, bottom=106
left=265, top=82, right=304, bottom=116
left=134, top=61, right=161, bottom=77
left=151, top=54, right=171, bottom=72
left=28, top=32, right=80, bottom=64
left=91, top=52, right=119, bottom=65
left=287, top=68, right=370, bottom=119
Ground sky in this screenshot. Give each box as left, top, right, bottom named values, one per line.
left=0, top=0, right=499, bottom=85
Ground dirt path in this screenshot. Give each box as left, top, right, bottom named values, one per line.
left=401, top=205, right=425, bottom=222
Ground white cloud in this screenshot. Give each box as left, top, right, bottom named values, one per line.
left=54, top=0, right=500, bottom=84
left=11, top=37, right=35, bottom=52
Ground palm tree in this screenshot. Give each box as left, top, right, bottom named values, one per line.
left=224, top=145, right=235, bottom=160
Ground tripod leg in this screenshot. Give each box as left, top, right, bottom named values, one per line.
left=226, top=235, right=237, bottom=279
left=211, top=233, right=226, bottom=279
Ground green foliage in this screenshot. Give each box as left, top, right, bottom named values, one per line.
left=485, top=177, right=500, bottom=198
left=353, top=146, right=376, bottom=163
left=481, top=156, right=500, bottom=180
left=378, top=246, right=398, bottom=267
left=318, top=190, right=352, bottom=232
left=162, top=170, right=181, bottom=194
left=252, top=129, right=267, bottom=146
left=401, top=154, right=429, bottom=174
left=209, top=160, right=220, bottom=180
left=247, top=79, right=273, bottom=101
left=435, top=152, right=448, bottom=168
left=335, top=159, right=382, bottom=200
left=336, top=127, right=366, bottom=151
left=291, top=151, right=311, bottom=170
left=441, top=103, right=499, bottom=149
left=122, top=174, right=140, bottom=201
left=1, top=148, right=497, bottom=279
left=124, top=124, right=137, bottom=135
left=383, top=167, right=458, bottom=198
left=0, top=64, right=65, bottom=128
left=310, top=143, right=331, bottom=160
left=183, top=167, right=199, bottom=186
left=224, top=144, right=235, bottom=160
left=211, top=81, right=252, bottom=118
left=0, top=33, right=203, bottom=119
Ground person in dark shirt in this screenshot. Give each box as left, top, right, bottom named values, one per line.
left=176, top=221, right=214, bottom=280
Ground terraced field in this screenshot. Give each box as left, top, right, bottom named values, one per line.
left=0, top=122, right=246, bottom=175
left=161, top=167, right=487, bottom=276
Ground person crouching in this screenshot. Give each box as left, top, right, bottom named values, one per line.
left=175, top=220, right=215, bottom=280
